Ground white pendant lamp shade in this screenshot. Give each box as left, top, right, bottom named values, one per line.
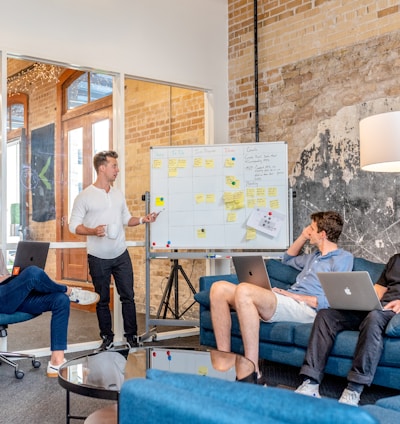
left=360, top=111, right=400, bottom=172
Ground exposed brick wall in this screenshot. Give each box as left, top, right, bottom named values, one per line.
left=228, top=0, right=400, bottom=260
left=228, top=0, right=400, bottom=153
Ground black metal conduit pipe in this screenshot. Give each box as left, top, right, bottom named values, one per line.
left=254, top=0, right=259, bottom=142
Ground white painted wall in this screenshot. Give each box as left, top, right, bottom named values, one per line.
left=0, top=0, right=228, bottom=142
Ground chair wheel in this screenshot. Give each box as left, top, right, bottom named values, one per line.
left=32, top=359, right=41, bottom=368
left=15, top=370, right=24, bottom=379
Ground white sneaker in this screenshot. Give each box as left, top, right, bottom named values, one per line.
left=295, top=379, right=321, bottom=398
left=47, top=359, right=67, bottom=378
left=338, top=388, right=360, bottom=406
left=69, top=288, right=100, bottom=305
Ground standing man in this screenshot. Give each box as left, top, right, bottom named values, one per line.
left=69, top=150, right=157, bottom=351
left=210, top=211, right=353, bottom=385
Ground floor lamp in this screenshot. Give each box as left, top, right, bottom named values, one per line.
left=360, top=111, right=400, bottom=172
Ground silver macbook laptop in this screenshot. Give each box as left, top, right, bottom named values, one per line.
left=1, top=241, right=50, bottom=284
left=317, top=271, right=383, bottom=311
left=232, top=256, right=272, bottom=289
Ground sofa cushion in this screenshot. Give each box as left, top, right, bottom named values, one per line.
left=259, top=321, right=299, bottom=345
left=375, top=395, right=400, bottom=412
left=363, top=405, right=400, bottom=424
left=266, top=259, right=299, bottom=289
left=352, top=257, right=385, bottom=282
left=386, top=314, right=400, bottom=337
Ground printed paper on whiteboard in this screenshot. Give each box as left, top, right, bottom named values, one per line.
left=247, top=208, right=286, bottom=238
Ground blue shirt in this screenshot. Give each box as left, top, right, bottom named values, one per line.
left=282, top=249, right=354, bottom=310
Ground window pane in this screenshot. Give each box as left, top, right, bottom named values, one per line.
left=7, top=139, right=20, bottom=243
left=68, top=128, right=83, bottom=216
left=92, top=119, right=110, bottom=181
left=10, top=103, right=24, bottom=130
left=67, top=73, right=88, bottom=110
left=90, top=73, right=113, bottom=102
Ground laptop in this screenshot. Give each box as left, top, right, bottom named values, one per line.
left=317, top=271, right=383, bottom=311
left=1, top=241, right=50, bottom=284
left=232, top=256, right=272, bottom=289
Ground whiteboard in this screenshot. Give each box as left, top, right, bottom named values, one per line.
left=149, top=142, right=289, bottom=250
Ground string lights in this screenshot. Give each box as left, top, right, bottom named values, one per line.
left=7, top=62, right=63, bottom=96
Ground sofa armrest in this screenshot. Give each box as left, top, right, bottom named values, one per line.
left=119, top=369, right=378, bottom=424
left=199, top=274, right=238, bottom=291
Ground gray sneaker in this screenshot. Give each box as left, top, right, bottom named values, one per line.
left=69, top=288, right=100, bottom=305
left=338, top=389, right=360, bottom=406
left=295, top=379, right=321, bottom=398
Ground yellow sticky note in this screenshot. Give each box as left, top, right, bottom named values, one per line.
left=233, top=191, right=244, bottom=202
left=168, top=168, right=178, bottom=177
left=246, top=228, right=257, bottom=240
left=223, top=192, right=234, bottom=203
left=177, top=159, right=187, bottom=168
left=268, top=187, right=278, bottom=197
left=206, top=194, right=215, bottom=203
left=197, top=228, right=206, bottom=238
left=270, top=199, right=280, bottom=209
left=194, top=157, right=203, bottom=167
left=198, top=366, right=208, bottom=376
left=153, top=159, right=162, bottom=169
left=155, top=197, right=165, bottom=207
left=224, top=158, right=235, bottom=167
left=247, top=199, right=256, bottom=209
left=227, top=212, right=237, bottom=222
left=168, top=159, right=178, bottom=168
left=247, top=188, right=256, bottom=197
left=256, top=187, right=266, bottom=197
left=195, top=194, right=205, bottom=204
left=257, top=198, right=267, bottom=207
left=233, top=200, right=245, bottom=209
left=205, top=159, right=215, bottom=168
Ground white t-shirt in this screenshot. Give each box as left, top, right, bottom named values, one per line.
left=69, top=185, right=132, bottom=260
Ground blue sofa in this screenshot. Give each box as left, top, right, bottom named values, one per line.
left=194, top=257, right=400, bottom=390
left=119, top=369, right=400, bottom=424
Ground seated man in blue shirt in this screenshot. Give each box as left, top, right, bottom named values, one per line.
left=0, top=252, right=99, bottom=377
left=210, top=211, right=353, bottom=385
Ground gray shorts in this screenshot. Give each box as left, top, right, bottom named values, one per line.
left=265, top=293, right=317, bottom=323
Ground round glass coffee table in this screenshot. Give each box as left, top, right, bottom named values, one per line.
left=58, top=347, right=255, bottom=424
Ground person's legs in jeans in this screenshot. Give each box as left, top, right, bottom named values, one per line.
left=88, top=254, right=114, bottom=339
left=112, top=250, right=137, bottom=338
left=0, top=266, right=67, bottom=314
left=18, top=291, right=70, bottom=368
left=300, top=309, right=366, bottom=382
left=347, top=309, right=395, bottom=385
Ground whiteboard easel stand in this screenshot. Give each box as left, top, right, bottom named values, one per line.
left=138, top=192, right=199, bottom=343
left=155, top=254, right=197, bottom=320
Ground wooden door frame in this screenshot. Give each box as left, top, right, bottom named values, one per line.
left=55, top=69, right=112, bottom=280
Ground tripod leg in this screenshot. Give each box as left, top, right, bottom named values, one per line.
left=156, top=262, right=176, bottom=319
left=178, top=265, right=197, bottom=294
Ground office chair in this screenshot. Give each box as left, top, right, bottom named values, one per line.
left=0, top=311, right=41, bottom=379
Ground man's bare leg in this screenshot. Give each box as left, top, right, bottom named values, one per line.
left=210, top=281, right=238, bottom=352
left=235, top=283, right=277, bottom=375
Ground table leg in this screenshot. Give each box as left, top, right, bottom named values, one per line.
left=65, top=389, right=87, bottom=423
